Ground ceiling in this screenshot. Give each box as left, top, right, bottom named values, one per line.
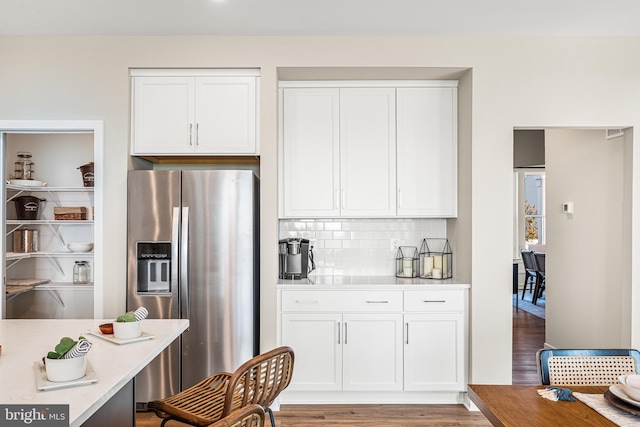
left=3, top=0, right=640, bottom=36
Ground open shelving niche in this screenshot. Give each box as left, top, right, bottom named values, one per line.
left=5, top=184, right=94, bottom=282
left=0, top=120, right=104, bottom=320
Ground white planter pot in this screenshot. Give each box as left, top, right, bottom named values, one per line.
left=45, top=355, right=87, bottom=382
left=113, top=320, right=142, bottom=339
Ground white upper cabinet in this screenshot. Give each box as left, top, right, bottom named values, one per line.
left=339, top=88, right=396, bottom=217
left=279, top=81, right=457, bottom=218
left=282, top=88, right=340, bottom=217
left=396, top=87, right=457, bottom=217
left=131, top=69, right=259, bottom=156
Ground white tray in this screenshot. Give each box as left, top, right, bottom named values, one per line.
left=87, top=329, right=154, bottom=345
left=33, top=360, right=98, bottom=391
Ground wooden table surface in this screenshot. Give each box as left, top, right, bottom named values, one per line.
left=468, top=384, right=618, bottom=427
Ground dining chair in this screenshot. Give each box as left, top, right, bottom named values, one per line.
left=520, top=250, right=538, bottom=299
left=537, top=348, right=640, bottom=386
left=148, top=346, right=295, bottom=427
left=532, top=251, right=545, bottom=305
left=209, top=404, right=266, bottom=427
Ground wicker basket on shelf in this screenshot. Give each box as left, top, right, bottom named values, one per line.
left=54, top=207, right=88, bottom=220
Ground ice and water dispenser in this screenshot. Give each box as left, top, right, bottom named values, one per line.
left=136, top=242, right=172, bottom=293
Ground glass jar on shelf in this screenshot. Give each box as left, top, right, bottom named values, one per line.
left=73, top=261, right=90, bottom=284
left=14, top=151, right=35, bottom=180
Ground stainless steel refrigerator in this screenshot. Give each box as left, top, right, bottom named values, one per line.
left=127, top=169, right=259, bottom=407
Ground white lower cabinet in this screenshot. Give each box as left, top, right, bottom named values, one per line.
left=278, top=285, right=468, bottom=403
left=403, top=313, right=464, bottom=391
left=342, top=313, right=403, bottom=390
left=281, top=313, right=342, bottom=391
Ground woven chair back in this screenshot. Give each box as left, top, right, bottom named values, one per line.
left=537, top=349, right=640, bottom=385
left=223, top=346, right=295, bottom=416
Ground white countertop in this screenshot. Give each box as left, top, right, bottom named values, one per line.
left=0, top=318, right=189, bottom=427
left=277, top=275, right=469, bottom=290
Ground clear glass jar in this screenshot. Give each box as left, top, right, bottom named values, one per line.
left=73, top=261, right=90, bottom=284
left=14, top=151, right=35, bottom=180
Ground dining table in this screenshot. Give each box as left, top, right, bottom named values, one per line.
left=468, top=384, right=634, bottom=426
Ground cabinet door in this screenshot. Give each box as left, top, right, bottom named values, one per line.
left=195, top=77, right=257, bottom=154
left=132, top=76, right=195, bottom=154
left=281, top=313, right=342, bottom=391
left=342, top=313, right=403, bottom=391
left=282, top=88, right=340, bottom=217
left=396, top=87, right=457, bottom=217
left=404, top=313, right=465, bottom=391
left=340, top=88, right=396, bottom=217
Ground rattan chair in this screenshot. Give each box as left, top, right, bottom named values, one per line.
left=209, top=405, right=265, bottom=427
left=149, top=346, right=294, bottom=427
left=537, top=348, right=640, bottom=386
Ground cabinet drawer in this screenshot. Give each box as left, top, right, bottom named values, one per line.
left=281, top=290, right=403, bottom=312
left=404, top=290, right=464, bottom=312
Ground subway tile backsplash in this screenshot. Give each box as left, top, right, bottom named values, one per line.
left=279, top=218, right=446, bottom=276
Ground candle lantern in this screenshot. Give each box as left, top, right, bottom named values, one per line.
left=419, top=238, right=452, bottom=279
left=395, top=246, right=418, bottom=278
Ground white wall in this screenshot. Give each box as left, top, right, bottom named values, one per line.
left=545, top=129, right=627, bottom=347
left=2, top=35, right=640, bottom=384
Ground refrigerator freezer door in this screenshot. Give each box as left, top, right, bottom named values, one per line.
left=180, top=170, right=259, bottom=390
left=127, top=170, right=181, bottom=404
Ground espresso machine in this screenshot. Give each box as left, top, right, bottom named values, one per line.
left=279, top=238, right=315, bottom=279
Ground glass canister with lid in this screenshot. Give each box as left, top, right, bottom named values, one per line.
left=14, top=151, right=35, bottom=180
left=73, top=261, right=90, bottom=284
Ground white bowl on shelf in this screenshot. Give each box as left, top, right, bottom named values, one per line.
left=9, top=179, right=46, bottom=187
left=67, top=242, right=93, bottom=252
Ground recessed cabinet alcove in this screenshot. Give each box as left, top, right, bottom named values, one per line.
left=1, top=120, right=104, bottom=320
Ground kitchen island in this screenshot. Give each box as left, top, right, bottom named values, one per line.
left=0, top=318, right=189, bottom=426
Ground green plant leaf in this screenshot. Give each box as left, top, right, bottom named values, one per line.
left=47, top=351, right=62, bottom=359
left=116, top=311, right=136, bottom=322
left=54, top=337, right=76, bottom=356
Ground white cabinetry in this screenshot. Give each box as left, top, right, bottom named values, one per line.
left=281, top=88, right=340, bottom=217
left=403, top=290, right=466, bottom=391
left=279, top=81, right=457, bottom=218
left=280, top=289, right=403, bottom=392
left=281, top=87, right=396, bottom=217
left=277, top=283, right=468, bottom=403
left=396, top=88, right=457, bottom=217
left=131, top=69, right=259, bottom=156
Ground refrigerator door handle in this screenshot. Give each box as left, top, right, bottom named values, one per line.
left=180, top=206, right=190, bottom=320
left=171, top=207, right=180, bottom=318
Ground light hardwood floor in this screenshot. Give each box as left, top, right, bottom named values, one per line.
left=135, top=307, right=544, bottom=426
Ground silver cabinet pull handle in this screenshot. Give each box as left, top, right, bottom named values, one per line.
left=189, top=123, right=193, bottom=146
left=195, top=123, right=199, bottom=146
left=366, top=300, right=389, bottom=304
left=337, top=321, right=341, bottom=344
left=295, top=299, right=319, bottom=303
left=423, top=300, right=447, bottom=303
left=406, top=323, right=409, bottom=344
left=344, top=322, right=348, bottom=344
